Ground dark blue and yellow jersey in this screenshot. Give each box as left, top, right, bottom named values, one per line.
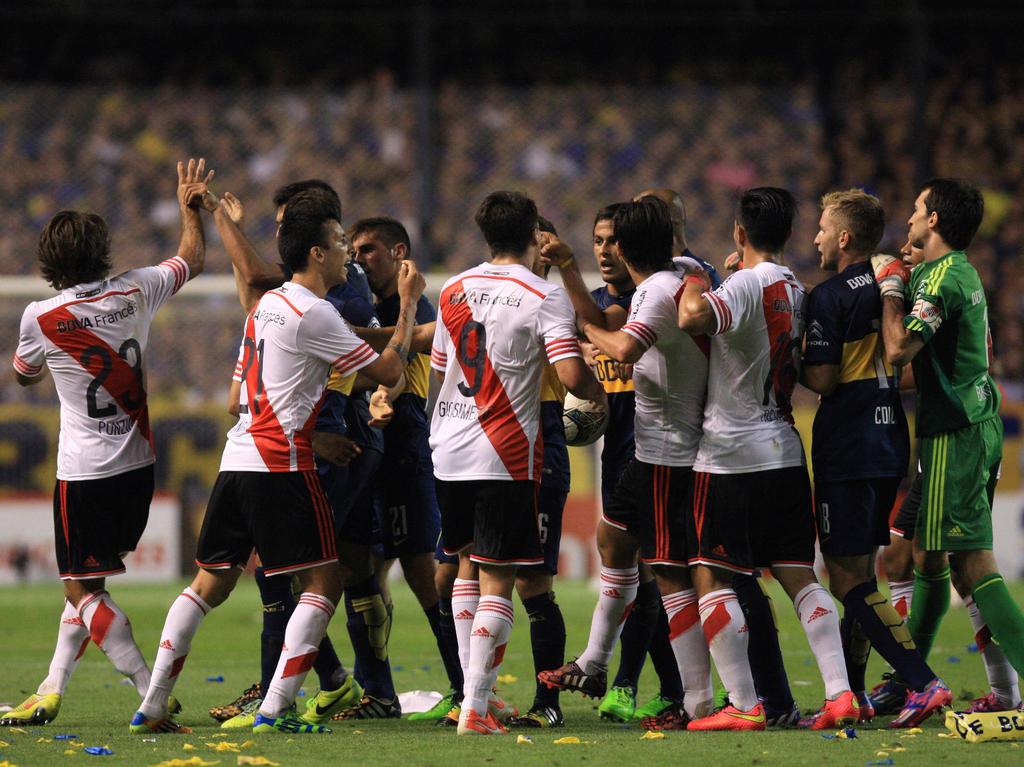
left=540, top=365, right=570, bottom=492
left=320, top=263, right=384, bottom=453
left=682, top=248, right=722, bottom=291
left=375, top=292, right=435, bottom=461
left=803, top=260, right=910, bottom=481
left=591, top=285, right=637, bottom=487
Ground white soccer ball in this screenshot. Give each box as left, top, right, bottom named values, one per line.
left=562, top=393, right=608, bottom=446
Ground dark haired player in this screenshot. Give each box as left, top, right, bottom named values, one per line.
left=539, top=197, right=714, bottom=729
left=130, top=189, right=424, bottom=735
left=430, top=191, right=604, bottom=735
left=4, top=159, right=209, bottom=728
left=351, top=216, right=466, bottom=721
left=874, top=178, right=1024, bottom=726
left=679, top=187, right=856, bottom=731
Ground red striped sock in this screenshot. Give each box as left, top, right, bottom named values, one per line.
left=698, top=588, right=757, bottom=711
left=464, top=596, right=514, bottom=717
left=663, top=588, right=712, bottom=718
left=578, top=566, right=639, bottom=670
left=261, top=592, right=336, bottom=718
left=140, top=587, right=210, bottom=719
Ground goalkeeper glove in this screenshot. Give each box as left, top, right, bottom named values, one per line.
left=870, top=253, right=911, bottom=299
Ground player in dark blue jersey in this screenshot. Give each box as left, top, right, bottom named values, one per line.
left=352, top=217, right=466, bottom=722
left=802, top=189, right=943, bottom=726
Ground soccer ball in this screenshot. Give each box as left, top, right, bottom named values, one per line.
left=562, top=393, right=608, bottom=446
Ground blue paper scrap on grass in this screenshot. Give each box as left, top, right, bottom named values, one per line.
left=206, top=675, right=225, bottom=682
left=54, top=734, right=79, bottom=740
left=85, top=746, right=114, bottom=755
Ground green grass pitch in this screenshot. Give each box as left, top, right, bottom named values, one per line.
left=1, top=578, right=1022, bottom=766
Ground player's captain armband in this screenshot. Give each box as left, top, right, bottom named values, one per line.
left=904, top=297, right=942, bottom=340
left=945, top=709, right=1024, bottom=743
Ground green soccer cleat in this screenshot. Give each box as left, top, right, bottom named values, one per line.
left=302, top=674, right=363, bottom=724
left=633, top=694, right=677, bottom=721
left=221, top=697, right=262, bottom=729
left=209, top=681, right=262, bottom=722
left=598, top=686, right=636, bottom=722
left=253, top=710, right=331, bottom=734
left=408, top=691, right=460, bottom=722
left=1, top=693, right=62, bottom=726
left=508, top=705, right=564, bottom=728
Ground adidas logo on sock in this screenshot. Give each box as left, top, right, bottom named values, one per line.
left=160, top=639, right=175, bottom=651
left=602, top=588, right=622, bottom=598
left=806, top=606, right=832, bottom=623
left=63, top=616, right=85, bottom=626
left=455, top=610, right=475, bottom=620
left=472, top=626, right=493, bottom=638
left=948, top=525, right=964, bottom=537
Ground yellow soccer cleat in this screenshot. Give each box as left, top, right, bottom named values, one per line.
left=1, top=693, right=62, bottom=726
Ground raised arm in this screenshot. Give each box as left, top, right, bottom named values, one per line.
left=871, top=255, right=924, bottom=367
left=175, top=157, right=213, bottom=279
left=212, top=192, right=287, bottom=312
left=677, top=274, right=717, bottom=336
left=541, top=236, right=627, bottom=331
left=358, top=261, right=426, bottom=387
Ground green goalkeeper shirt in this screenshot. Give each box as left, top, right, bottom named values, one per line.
left=903, top=250, right=1000, bottom=437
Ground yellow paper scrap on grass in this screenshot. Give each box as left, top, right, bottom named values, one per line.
left=206, top=743, right=241, bottom=753
left=0, top=742, right=8, bottom=748
left=516, top=735, right=533, bottom=745
left=183, top=744, right=196, bottom=751
left=553, top=736, right=581, bottom=745
left=237, top=757, right=281, bottom=766
left=149, top=758, right=220, bottom=767
left=0, top=760, right=19, bottom=767
left=64, top=750, right=77, bottom=756
left=641, top=731, right=665, bottom=740
left=496, top=674, right=518, bottom=684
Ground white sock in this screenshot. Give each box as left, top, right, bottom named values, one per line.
left=577, top=566, right=639, bottom=671
left=794, top=582, right=849, bottom=699
left=699, top=589, right=758, bottom=711
left=77, top=591, right=151, bottom=698
left=37, top=600, right=91, bottom=696
left=663, top=588, right=713, bottom=719
left=463, top=596, right=513, bottom=718
left=965, top=595, right=1020, bottom=707
left=140, top=588, right=210, bottom=718
left=261, top=593, right=335, bottom=718
left=452, top=578, right=480, bottom=682
left=889, top=579, right=914, bottom=619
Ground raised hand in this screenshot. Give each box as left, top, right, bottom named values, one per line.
left=538, top=232, right=574, bottom=269
left=220, top=192, right=245, bottom=226
left=397, top=260, right=426, bottom=302
left=177, top=157, right=216, bottom=212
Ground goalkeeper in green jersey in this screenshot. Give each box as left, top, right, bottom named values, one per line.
left=873, top=177, right=1024, bottom=722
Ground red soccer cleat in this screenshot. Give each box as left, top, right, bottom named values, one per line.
left=457, top=708, right=508, bottom=736
left=798, top=691, right=860, bottom=730
left=687, top=703, right=766, bottom=732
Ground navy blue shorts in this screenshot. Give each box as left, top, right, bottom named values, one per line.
left=518, top=483, right=567, bottom=574
left=815, top=476, right=902, bottom=556
left=318, top=448, right=382, bottom=545
left=373, top=451, right=441, bottom=559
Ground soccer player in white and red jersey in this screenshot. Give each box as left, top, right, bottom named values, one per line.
left=678, top=187, right=857, bottom=731
left=130, top=189, right=425, bottom=735
left=3, top=159, right=210, bottom=729
left=538, top=197, right=714, bottom=729
left=429, top=191, right=605, bottom=736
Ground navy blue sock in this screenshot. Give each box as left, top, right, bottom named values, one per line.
left=522, top=591, right=566, bottom=708
left=256, top=567, right=294, bottom=696
left=842, top=579, right=935, bottom=692
left=840, top=612, right=870, bottom=694
left=428, top=600, right=464, bottom=693
left=312, top=634, right=344, bottom=692
left=732, top=574, right=795, bottom=712
left=648, top=603, right=684, bottom=701
left=612, top=579, right=659, bottom=690
left=345, top=575, right=396, bottom=700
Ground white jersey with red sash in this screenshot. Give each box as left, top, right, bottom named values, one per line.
left=222, top=281, right=378, bottom=473
left=695, top=261, right=807, bottom=473
left=14, top=257, right=189, bottom=480
left=429, top=262, right=581, bottom=482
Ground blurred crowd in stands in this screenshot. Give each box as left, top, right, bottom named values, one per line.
left=1, top=64, right=1022, bottom=403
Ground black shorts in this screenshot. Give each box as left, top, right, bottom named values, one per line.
left=690, top=467, right=815, bottom=575
left=54, top=464, right=154, bottom=580
left=815, top=477, right=902, bottom=556
left=435, top=478, right=543, bottom=566
left=604, top=460, right=692, bottom=567
left=890, top=470, right=921, bottom=541
left=196, top=470, right=337, bottom=576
